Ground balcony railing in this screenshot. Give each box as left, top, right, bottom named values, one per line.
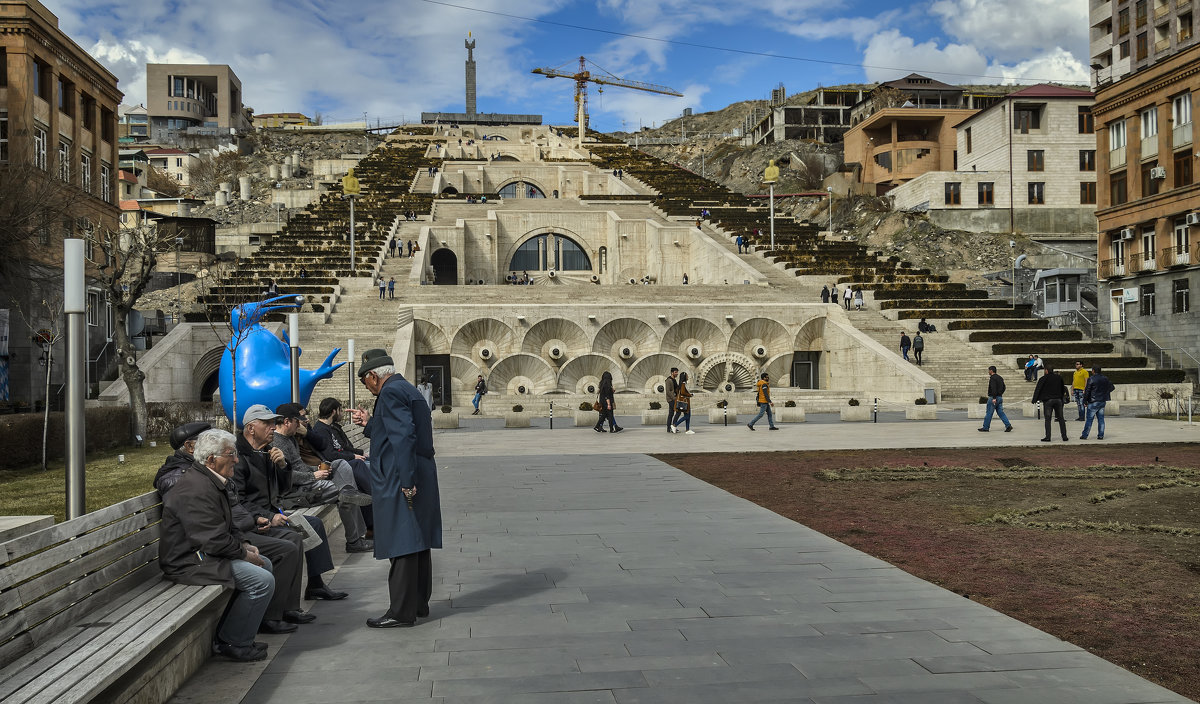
left=1163, top=243, right=1192, bottom=266
left=1092, top=0, right=1114, bottom=24
left=1156, top=37, right=1172, bottom=52
left=1110, top=145, right=1128, bottom=168
left=1155, top=3, right=1171, bottom=18
left=1142, top=135, right=1159, bottom=158
left=1100, top=256, right=1127, bottom=278
left=1134, top=251, right=1158, bottom=271
left=1174, top=121, right=1193, bottom=147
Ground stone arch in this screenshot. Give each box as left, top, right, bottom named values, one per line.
left=794, top=317, right=825, bottom=350
left=557, top=353, right=625, bottom=394
left=450, top=318, right=518, bottom=370
left=497, top=177, right=549, bottom=199
left=413, top=319, right=449, bottom=355
left=729, top=318, right=791, bottom=362
left=487, top=353, right=557, bottom=395
left=440, top=185, right=459, bottom=194
left=431, top=248, right=458, bottom=285
left=696, top=352, right=759, bottom=391
left=502, top=226, right=593, bottom=273
left=492, top=154, right=520, bottom=162
left=592, top=317, right=659, bottom=365
left=193, top=345, right=226, bottom=401
left=762, top=352, right=793, bottom=387
left=662, top=318, right=725, bottom=365
left=627, top=353, right=692, bottom=395
left=521, top=318, right=588, bottom=365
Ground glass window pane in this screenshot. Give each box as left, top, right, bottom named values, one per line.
left=559, top=236, right=592, bottom=270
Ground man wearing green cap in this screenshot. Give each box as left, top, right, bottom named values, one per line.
left=352, top=348, right=442, bottom=628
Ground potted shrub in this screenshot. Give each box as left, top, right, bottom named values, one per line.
left=906, top=396, right=937, bottom=420
left=841, top=397, right=870, bottom=422
left=643, top=399, right=668, bottom=426
left=433, top=404, right=459, bottom=429
left=575, top=400, right=600, bottom=427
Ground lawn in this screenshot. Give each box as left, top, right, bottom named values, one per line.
left=0, top=445, right=170, bottom=521
left=657, top=443, right=1200, bottom=701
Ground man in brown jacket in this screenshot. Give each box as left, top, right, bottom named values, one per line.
left=159, top=429, right=275, bottom=662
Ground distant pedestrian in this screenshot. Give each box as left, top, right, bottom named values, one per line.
left=912, top=332, right=924, bottom=366
left=854, top=288, right=864, bottom=310
left=899, top=332, right=911, bottom=362
left=664, top=367, right=680, bottom=433
left=387, top=277, right=395, bottom=300
left=388, top=238, right=397, bottom=258
left=1071, top=361, right=1090, bottom=421
left=831, top=284, right=839, bottom=304
left=1024, top=355, right=1038, bottom=382
left=979, top=366, right=1014, bottom=433
left=672, top=372, right=694, bottom=434
left=1080, top=366, right=1115, bottom=440
left=407, top=240, right=414, bottom=257
left=746, top=372, right=778, bottom=431
left=378, top=277, right=386, bottom=300
left=595, top=371, right=622, bottom=433
left=736, top=235, right=744, bottom=254
left=843, top=286, right=852, bottom=310
left=471, top=375, right=486, bottom=416
left=682, top=273, right=689, bottom=285
left=820, top=285, right=830, bottom=303
left=1032, top=365, right=1069, bottom=442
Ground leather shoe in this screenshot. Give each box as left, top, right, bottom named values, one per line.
left=338, top=486, right=373, bottom=506
left=258, top=619, right=298, bottom=634
left=977, top=428, right=988, bottom=432
left=305, top=586, right=349, bottom=601
left=1040, top=437, right=1051, bottom=442
left=283, top=610, right=316, bottom=624
left=366, top=616, right=415, bottom=628
left=213, top=641, right=268, bottom=662
left=346, top=538, right=374, bottom=553
left=1004, top=426, right=1013, bottom=432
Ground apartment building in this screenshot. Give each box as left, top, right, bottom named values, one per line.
left=889, top=85, right=1098, bottom=237
left=1090, top=0, right=1197, bottom=88
left=145, top=63, right=251, bottom=142
left=145, top=147, right=199, bottom=186
left=1093, top=41, right=1200, bottom=353
left=0, top=0, right=123, bottom=406
left=254, top=112, right=313, bottom=128
left=747, top=87, right=867, bottom=145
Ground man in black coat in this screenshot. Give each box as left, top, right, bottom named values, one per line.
left=159, top=429, right=274, bottom=661
left=153, top=421, right=211, bottom=494
left=233, top=404, right=347, bottom=602
left=1032, top=364, right=1070, bottom=442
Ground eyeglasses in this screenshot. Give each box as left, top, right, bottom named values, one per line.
left=218, top=449, right=238, bottom=459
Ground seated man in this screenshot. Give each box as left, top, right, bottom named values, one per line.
left=159, top=429, right=274, bottom=662
left=305, top=398, right=373, bottom=506
left=153, top=421, right=211, bottom=494
left=233, top=404, right=348, bottom=602
left=272, top=402, right=373, bottom=553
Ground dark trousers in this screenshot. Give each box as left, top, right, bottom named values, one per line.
left=597, top=408, right=618, bottom=430
left=267, top=515, right=333, bottom=578
left=913, top=349, right=922, bottom=365
left=386, top=549, right=432, bottom=622
left=347, top=458, right=374, bottom=528
left=1043, top=398, right=1067, bottom=440
left=665, top=404, right=678, bottom=430
left=245, top=532, right=302, bottom=619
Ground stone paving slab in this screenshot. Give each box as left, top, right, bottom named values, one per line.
left=184, top=452, right=1196, bottom=704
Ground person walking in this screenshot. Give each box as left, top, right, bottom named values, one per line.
left=1032, top=365, right=1069, bottom=442
left=820, top=285, right=830, bottom=304
left=416, top=376, right=434, bottom=415
left=387, top=277, right=396, bottom=300
left=407, top=240, right=414, bottom=257
left=471, top=375, right=486, bottom=415
left=378, top=277, right=386, bottom=300
left=672, top=372, right=694, bottom=434
left=912, top=332, right=924, bottom=366
left=682, top=273, right=689, bottom=285
left=1071, top=361, right=1090, bottom=421
left=664, top=367, right=680, bottom=434
left=843, top=285, right=853, bottom=310
left=899, top=332, right=911, bottom=362
left=596, top=371, right=622, bottom=433
left=854, top=287, right=864, bottom=310
left=352, top=349, right=442, bottom=629
left=1080, top=366, right=1116, bottom=440
left=979, top=366, right=1014, bottom=432
left=747, top=372, right=778, bottom=430
left=735, top=235, right=744, bottom=254
left=388, top=237, right=397, bottom=259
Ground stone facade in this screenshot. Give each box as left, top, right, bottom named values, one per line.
left=145, top=63, right=251, bottom=140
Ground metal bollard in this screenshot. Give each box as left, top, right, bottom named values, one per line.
left=723, top=403, right=727, bottom=426
left=549, top=401, right=554, bottom=430
left=873, top=398, right=877, bottom=423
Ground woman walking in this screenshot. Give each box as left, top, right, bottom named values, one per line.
left=671, top=372, right=694, bottom=434
left=594, top=371, right=623, bottom=433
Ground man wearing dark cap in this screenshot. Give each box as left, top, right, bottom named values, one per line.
left=351, top=349, right=442, bottom=628
left=153, top=421, right=211, bottom=495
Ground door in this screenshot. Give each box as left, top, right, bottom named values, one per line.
left=1109, top=290, right=1126, bottom=334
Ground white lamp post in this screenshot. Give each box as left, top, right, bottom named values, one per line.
left=826, top=186, right=834, bottom=235
left=763, top=160, right=779, bottom=252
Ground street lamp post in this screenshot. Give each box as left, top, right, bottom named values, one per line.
left=342, top=169, right=361, bottom=273
left=63, top=239, right=86, bottom=519
left=288, top=313, right=300, bottom=403
left=826, top=186, right=834, bottom=235
left=175, top=236, right=183, bottom=322
left=763, top=160, right=779, bottom=252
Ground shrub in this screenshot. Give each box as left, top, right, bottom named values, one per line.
left=0, top=407, right=133, bottom=468
left=848, top=398, right=860, bottom=406
left=978, top=396, right=989, bottom=405
left=915, top=397, right=928, bottom=405
left=968, top=330, right=1079, bottom=342
left=511, top=404, right=524, bottom=413
left=578, top=401, right=594, bottom=411
left=1158, top=388, right=1176, bottom=400
left=715, top=400, right=728, bottom=408
left=648, top=401, right=662, bottom=410
left=784, top=400, right=797, bottom=407
left=440, top=405, right=452, bottom=413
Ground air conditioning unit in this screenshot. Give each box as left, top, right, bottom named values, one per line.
left=1150, top=166, right=1167, bottom=179
left=1120, top=228, right=1135, bottom=240
left=1187, top=212, right=1200, bottom=226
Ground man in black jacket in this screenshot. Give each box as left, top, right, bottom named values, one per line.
left=159, top=429, right=274, bottom=662
left=233, top=404, right=347, bottom=602
left=1032, top=365, right=1070, bottom=442
left=979, top=366, right=1014, bottom=432
left=664, top=368, right=680, bottom=434
left=153, top=421, right=211, bottom=494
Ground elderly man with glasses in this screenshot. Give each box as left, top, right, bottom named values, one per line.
left=351, top=349, right=442, bottom=629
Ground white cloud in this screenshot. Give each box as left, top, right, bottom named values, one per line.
left=930, top=0, right=1088, bottom=65
left=595, top=82, right=710, bottom=130
left=862, top=29, right=1088, bottom=85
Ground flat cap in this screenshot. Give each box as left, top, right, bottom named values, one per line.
left=358, top=348, right=394, bottom=378
left=170, top=421, right=211, bottom=451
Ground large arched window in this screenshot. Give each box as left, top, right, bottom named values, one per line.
left=509, top=234, right=592, bottom=271
left=499, top=182, right=546, bottom=198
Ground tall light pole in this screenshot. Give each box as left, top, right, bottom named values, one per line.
left=826, top=186, right=834, bottom=235
left=764, top=160, right=779, bottom=251
left=175, top=236, right=184, bottom=322
left=288, top=312, right=300, bottom=403
left=1010, top=240, right=1017, bottom=310
left=342, top=169, right=361, bottom=273
left=63, top=239, right=86, bottom=519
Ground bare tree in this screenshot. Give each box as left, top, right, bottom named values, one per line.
left=145, top=165, right=183, bottom=198
left=186, top=152, right=249, bottom=197
left=0, top=163, right=87, bottom=267
left=7, top=289, right=64, bottom=470
left=868, top=86, right=913, bottom=113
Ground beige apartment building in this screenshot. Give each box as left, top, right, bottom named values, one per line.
left=889, top=85, right=1098, bottom=237
left=145, top=63, right=250, bottom=141
left=1090, top=0, right=1197, bottom=88
left=1, top=0, right=123, bottom=406
left=1093, top=41, right=1200, bottom=355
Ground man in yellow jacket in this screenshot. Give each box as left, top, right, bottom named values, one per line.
left=1071, top=361, right=1090, bottom=421
left=747, top=372, right=779, bottom=431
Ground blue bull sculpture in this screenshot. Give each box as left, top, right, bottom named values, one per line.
left=218, top=295, right=346, bottom=424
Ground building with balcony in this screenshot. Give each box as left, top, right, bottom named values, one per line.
left=1091, top=0, right=1198, bottom=87
left=145, top=147, right=199, bottom=186
left=145, top=63, right=251, bottom=142
left=1093, top=41, right=1200, bottom=352
left=888, top=85, right=1098, bottom=237
left=0, top=0, right=123, bottom=406
left=842, top=107, right=969, bottom=196
left=747, top=86, right=868, bottom=145
left=847, top=74, right=1011, bottom=127
left=118, top=103, right=148, bottom=142
left=253, top=112, right=313, bottom=129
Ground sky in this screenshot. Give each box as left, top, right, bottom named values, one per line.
left=44, top=0, right=1091, bottom=133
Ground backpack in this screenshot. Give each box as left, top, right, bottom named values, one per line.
left=913, top=335, right=924, bottom=351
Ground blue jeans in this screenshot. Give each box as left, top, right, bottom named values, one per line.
left=901, top=347, right=909, bottom=361
left=673, top=409, right=691, bottom=431
left=1082, top=401, right=1106, bottom=438
left=1073, top=389, right=1086, bottom=420
left=982, top=396, right=1011, bottom=430
left=472, top=392, right=482, bottom=410
left=749, top=403, right=775, bottom=428
left=220, top=557, right=275, bottom=647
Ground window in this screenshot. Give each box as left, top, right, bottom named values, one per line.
left=978, top=182, right=994, bottom=206
left=508, top=234, right=592, bottom=271
left=1175, top=149, right=1193, bottom=187
left=1137, top=0, right=1148, bottom=27
left=1176, top=216, right=1189, bottom=249
left=1014, top=106, right=1041, bottom=132
left=1119, top=7, right=1131, bottom=35
left=1142, top=162, right=1161, bottom=196
left=1137, top=32, right=1149, bottom=60
left=1028, top=182, right=1046, bottom=204
left=176, top=157, right=183, bottom=167
left=101, top=108, right=114, bottom=143
left=57, top=77, right=74, bottom=117
left=1110, top=119, right=1127, bottom=150
left=1141, top=106, right=1158, bottom=138
left=1027, top=150, right=1045, bottom=171
left=172, top=76, right=184, bottom=97
left=944, top=182, right=961, bottom=205
left=1142, top=226, right=1157, bottom=262
left=34, top=127, right=47, bottom=170
left=1174, top=278, right=1191, bottom=312
left=1079, top=107, right=1095, bottom=134
left=81, top=152, right=91, bottom=194
left=1111, top=172, right=1128, bottom=205
left=36, top=213, right=50, bottom=246
left=58, top=140, right=70, bottom=182
left=86, top=291, right=100, bottom=327
left=1080, top=150, right=1096, bottom=170
left=965, top=127, right=972, bottom=154
left=1174, top=92, right=1192, bottom=126
left=1081, top=181, right=1097, bottom=204
left=80, top=93, right=95, bottom=132
left=33, top=58, right=51, bottom=100
left=1183, top=12, right=1194, bottom=41
left=1140, top=283, right=1156, bottom=315
left=1120, top=39, right=1131, bottom=59
left=100, top=163, right=112, bottom=203
left=0, top=111, right=7, bottom=162
left=0, top=48, right=6, bottom=87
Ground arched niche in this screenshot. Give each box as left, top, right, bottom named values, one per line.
left=557, top=353, right=625, bottom=394
left=592, top=317, right=659, bottom=364
left=521, top=318, right=589, bottom=364
left=662, top=318, right=725, bottom=364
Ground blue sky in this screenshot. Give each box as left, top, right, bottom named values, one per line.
left=45, top=0, right=1090, bottom=132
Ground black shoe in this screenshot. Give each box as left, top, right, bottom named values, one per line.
left=214, top=641, right=269, bottom=662
left=1062, top=437, right=1069, bottom=442
left=338, top=487, right=373, bottom=506
left=305, top=586, right=349, bottom=601
left=747, top=423, right=756, bottom=431
left=1040, top=437, right=1051, bottom=442
left=346, top=538, right=374, bottom=553
left=259, top=619, right=298, bottom=634
left=366, top=616, right=415, bottom=629
left=593, top=425, right=606, bottom=433
left=283, top=610, right=316, bottom=624
left=1097, top=435, right=1104, bottom=440
left=1004, top=426, right=1013, bottom=432
left=977, top=428, right=988, bottom=432
left=611, top=426, right=624, bottom=433
left=471, top=409, right=480, bottom=415
left=768, top=426, right=779, bottom=430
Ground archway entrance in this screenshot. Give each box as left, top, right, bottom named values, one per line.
left=431, top=249, right=458, bottom=285
left=499, top=182, right=546, bottom=199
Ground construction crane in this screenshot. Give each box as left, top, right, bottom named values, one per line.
left=532, top=57, right=683, bottom=149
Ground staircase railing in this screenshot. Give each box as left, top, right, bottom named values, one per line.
left=1046, top=310, right=1200, bottom=381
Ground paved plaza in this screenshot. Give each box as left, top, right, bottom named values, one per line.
left=172, top=419, right=1198, bottom=704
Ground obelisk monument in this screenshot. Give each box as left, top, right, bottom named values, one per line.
left=465, top=33, right=477, bottom=117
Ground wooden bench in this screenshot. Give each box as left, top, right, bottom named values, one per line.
left=0, top=492, right=339, bottom=704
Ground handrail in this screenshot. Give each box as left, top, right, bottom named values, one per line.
left=1043, top=310, right=1200, bottom=372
